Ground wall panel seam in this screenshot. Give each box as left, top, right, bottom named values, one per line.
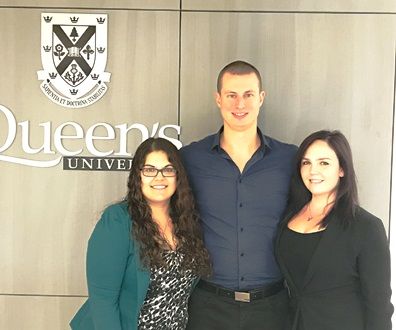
left=389, top=46, right=396, bottom=243
left=177, top=0, right=182, bottom=130
left=0, top=6, right=395, bottom=15
left=179, top=10, right=396, bottom=15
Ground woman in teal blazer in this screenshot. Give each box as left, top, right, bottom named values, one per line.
left=70, top=138, right=210, bottom=330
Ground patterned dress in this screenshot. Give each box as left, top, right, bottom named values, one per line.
left=138, top=250, right=197, bottom=329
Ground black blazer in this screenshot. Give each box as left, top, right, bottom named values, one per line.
left=275, top=206, right=393, bottom=330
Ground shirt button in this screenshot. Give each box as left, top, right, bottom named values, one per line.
left=241, top=277, right=244, bottom=281
left=240, top=253, right=244, bottom=257
left=239, top=179, right=242, bottom=183
left=239, top=203, right=243, bottom=207
left=240, top=227, right=244, bottom=232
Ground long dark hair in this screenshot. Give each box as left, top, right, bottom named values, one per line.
left=126, top=138, right=211, bottom=276
left=287, top=130, right=359, bottom=227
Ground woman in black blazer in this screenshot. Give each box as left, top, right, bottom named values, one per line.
left=276, top=130, right=393, bottom=330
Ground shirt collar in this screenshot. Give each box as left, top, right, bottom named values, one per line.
left=210, top=126, right=271, bottom=152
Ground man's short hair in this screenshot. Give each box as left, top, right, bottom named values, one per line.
left=217, top=60, right=262, bottom=93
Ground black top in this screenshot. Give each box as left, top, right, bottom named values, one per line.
left=278, top=227, right=324, bottom=330
left=278, top=227, right=324, bottom=290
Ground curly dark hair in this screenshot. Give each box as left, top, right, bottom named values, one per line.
left=126, top=138, right=211, bottom=276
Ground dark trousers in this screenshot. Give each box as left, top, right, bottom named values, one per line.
left=186, top=285, right=290, bottom=330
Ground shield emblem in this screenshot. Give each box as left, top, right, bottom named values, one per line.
left=38, top=13, right=110, bottom=107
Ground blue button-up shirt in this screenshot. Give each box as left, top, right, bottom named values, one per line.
left=181, top=128, right=297, bottom=290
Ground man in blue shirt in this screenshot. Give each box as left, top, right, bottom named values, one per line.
left=181, top=61, right=296, bottom=330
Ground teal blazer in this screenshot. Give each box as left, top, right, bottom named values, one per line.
left=70, top=202, right=151, bottom=330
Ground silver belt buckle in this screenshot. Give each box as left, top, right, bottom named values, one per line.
left=234, top=291, right=250, bottom=302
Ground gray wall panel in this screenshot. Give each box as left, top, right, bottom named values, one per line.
left=180, top=12, right=396, bottom=228
left=0, top=295, right=86, bottom=330
left=0, top=0, right=179, bottom=10
left=182, top=0, right=396, bottom=13
left=0, top=8, right=179, bottom=295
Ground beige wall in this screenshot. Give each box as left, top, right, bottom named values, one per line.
left=0, top=1, right=395, bottom=329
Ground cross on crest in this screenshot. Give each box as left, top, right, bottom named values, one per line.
left=52, top=24, right=96, bottom=87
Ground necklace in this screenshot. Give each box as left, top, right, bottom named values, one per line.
left=306, top=203, right=314, bottom=221
left=158, top=217, right=172, bottom=234
left=158, top=217, right=177, bottom=249
left=306, top=201, right=334, bottom=222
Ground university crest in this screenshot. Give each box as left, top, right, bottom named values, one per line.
left=37, top=13, right=110, bottom=108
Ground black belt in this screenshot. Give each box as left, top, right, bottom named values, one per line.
left=197, top=280, right=284, bottom=303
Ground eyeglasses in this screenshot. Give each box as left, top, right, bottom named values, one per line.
left=140, top=166, right=177, bottom=177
